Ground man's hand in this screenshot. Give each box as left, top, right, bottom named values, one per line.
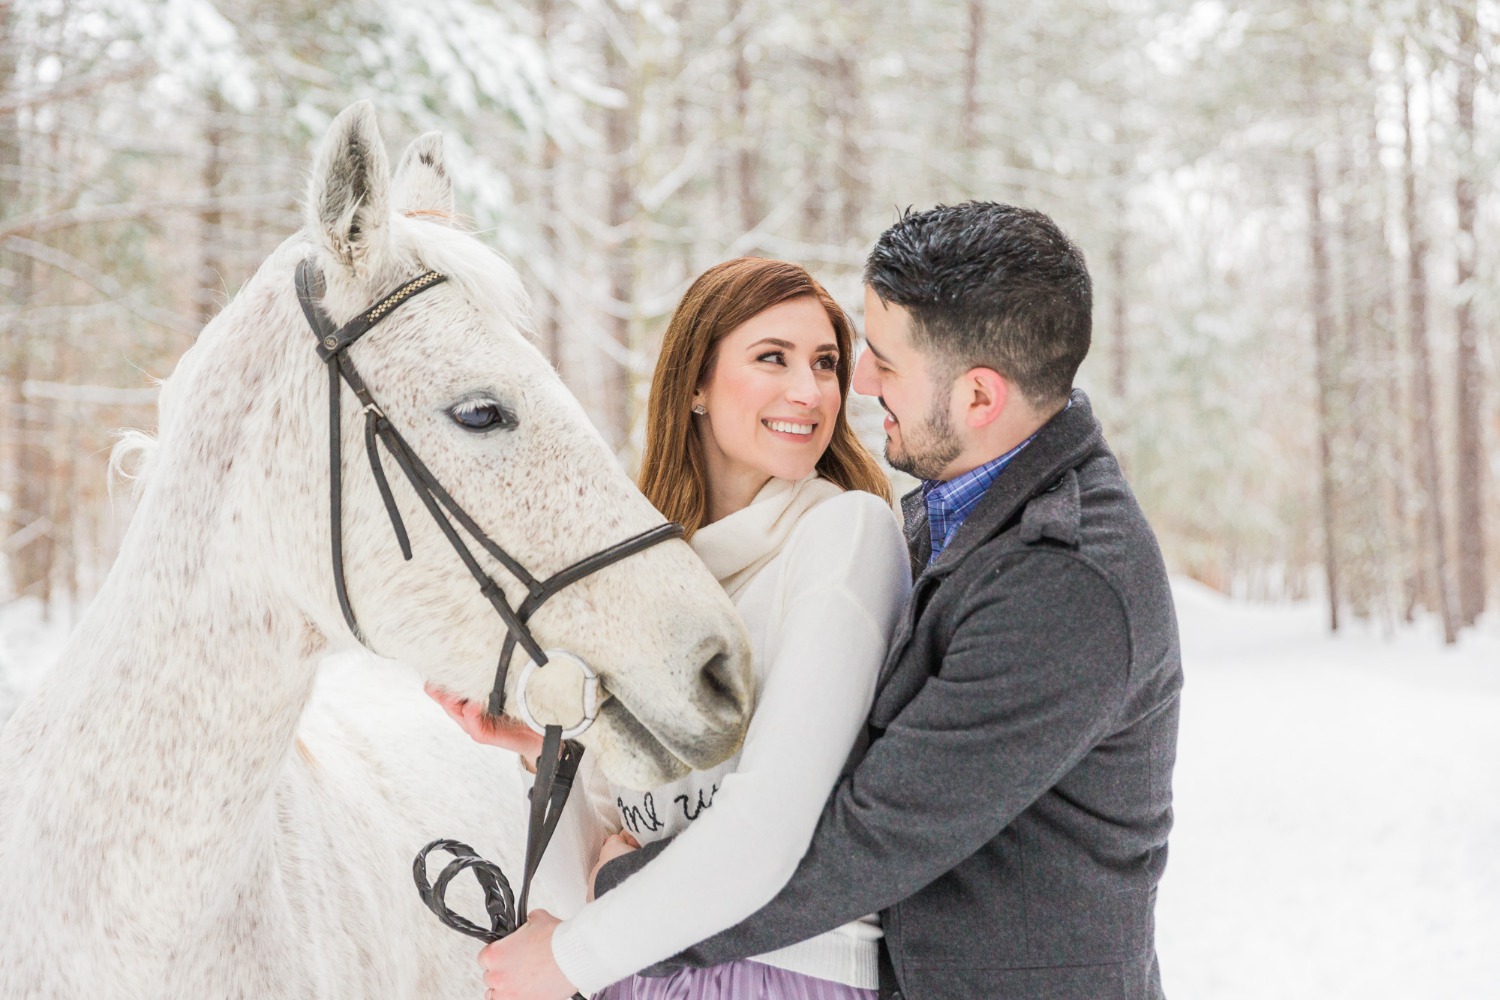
left=587, top=832, right=640, bottom=902
left=425, top=681, right=545, bottom=771
left=479, top=910, right=579, bottom=1000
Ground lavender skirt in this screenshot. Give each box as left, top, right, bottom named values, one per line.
left=592, top=961, right=877, bottom=1000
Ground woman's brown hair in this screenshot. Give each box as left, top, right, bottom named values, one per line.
left=639, top=257, right=891, bottom=536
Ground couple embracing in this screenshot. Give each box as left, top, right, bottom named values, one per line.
left=430, top=201, right=1182, bottom=1000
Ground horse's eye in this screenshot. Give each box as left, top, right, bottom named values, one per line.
left=449, top=400, right=515, bottom=432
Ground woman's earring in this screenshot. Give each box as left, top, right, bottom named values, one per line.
left=692, top=404, right=706, bottom=415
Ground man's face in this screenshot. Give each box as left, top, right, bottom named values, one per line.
left=853, top=287, right=963, bottom=481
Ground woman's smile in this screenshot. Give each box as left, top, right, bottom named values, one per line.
left=763, top=418, right=818, bottom=439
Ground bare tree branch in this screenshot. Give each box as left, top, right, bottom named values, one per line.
left=0, top=192, right=290, bottom=242
left=0, top=60, right=156, bottom=116
left=21, top=380, right=159, bottom=405
left=1, top=236, right=199, bottom=335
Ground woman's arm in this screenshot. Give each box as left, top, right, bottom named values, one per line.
left=544, top=492, right=910, bottom=995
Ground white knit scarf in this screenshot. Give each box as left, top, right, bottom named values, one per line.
left=689, top=473, right=844, bottom=600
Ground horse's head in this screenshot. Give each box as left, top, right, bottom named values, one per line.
left=162, top=103, right=752, bottom=788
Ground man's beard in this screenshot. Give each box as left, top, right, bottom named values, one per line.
left=884, top=394, right=963, bottom=481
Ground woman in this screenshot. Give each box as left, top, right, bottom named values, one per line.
left=432, top=257, right=910, bottom=1000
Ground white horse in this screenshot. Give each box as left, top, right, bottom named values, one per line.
left=0, top=102, right=752, bottom=999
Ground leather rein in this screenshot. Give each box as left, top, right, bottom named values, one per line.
left=294, top=258, right=679, bottom=989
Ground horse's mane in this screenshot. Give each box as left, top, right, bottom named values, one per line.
left=393, top=214, right=536, bottom=345
left=108, top=427, right=159, bottom=504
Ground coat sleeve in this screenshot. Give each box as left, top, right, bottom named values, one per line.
left=597, top=549, right=1133, bottom=970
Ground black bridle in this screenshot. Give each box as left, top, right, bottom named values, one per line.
left=294, top=258, right=680, bottom=989
left=294, top=258, right=683, bottom=720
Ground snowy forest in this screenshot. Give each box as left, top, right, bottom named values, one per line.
left=0, top=0, right=1496, bottom=644
left=3, top=4, right=1498, bottom=996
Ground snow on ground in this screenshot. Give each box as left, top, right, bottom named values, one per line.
left=0, top=596, right=76, bottom=731
left=1159, top=580, right=1500, bottom=1000
left=2, top=582, right=1497, bottom=997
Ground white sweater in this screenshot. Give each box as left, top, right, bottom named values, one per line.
left=547, top=478, right=911, bottom=994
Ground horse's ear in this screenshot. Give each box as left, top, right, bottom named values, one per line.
left=307, top=101, right=392, bottom=276
left=393, top=132, right=455, bottom=222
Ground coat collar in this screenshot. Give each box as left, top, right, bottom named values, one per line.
left=910, top=389, right=1102, bottom=580
left=899, top=486, right=930, bottom=576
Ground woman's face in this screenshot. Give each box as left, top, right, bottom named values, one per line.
left=694, top=296, right=842, bottom=488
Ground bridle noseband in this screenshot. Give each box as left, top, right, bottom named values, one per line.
left=294, top=258, right=682, bottom=982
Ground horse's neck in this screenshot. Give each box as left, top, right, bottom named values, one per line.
left=3, top=477, right=323, bottom=937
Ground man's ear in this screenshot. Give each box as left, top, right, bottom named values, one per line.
left=961, top=367, right=1009, bottom=429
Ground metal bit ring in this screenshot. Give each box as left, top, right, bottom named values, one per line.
left=513, top=651, right=601, bottom=739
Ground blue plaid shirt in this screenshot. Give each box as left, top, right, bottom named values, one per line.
left=922, top=436, right=1036, bottom=562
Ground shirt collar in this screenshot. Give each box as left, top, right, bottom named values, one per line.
left=918, top=398, right=1072, bottom=561
left=922, top=435, right=1032, bottom=509
left=921, top=421, right=1049, bottom=561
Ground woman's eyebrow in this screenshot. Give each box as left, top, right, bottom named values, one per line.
left=747, top=337, right=839, bottom=353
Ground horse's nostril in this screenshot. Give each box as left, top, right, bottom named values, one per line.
left=699, top=650, right=746, bottom=717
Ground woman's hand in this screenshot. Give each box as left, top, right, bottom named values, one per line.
left=424, top=681, right=545, bottom=771
left=586, top=831, right=640, bottom=903
left=478, top=910, right=579, bottom=1000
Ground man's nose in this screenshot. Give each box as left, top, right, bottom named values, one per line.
left=852, top=349, right=878, bottom=397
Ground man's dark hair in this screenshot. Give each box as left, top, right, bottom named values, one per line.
left=863, top=202, right=1092, bottom=409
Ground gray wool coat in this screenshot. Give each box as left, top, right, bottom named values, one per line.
left=596, top=390, right=1182, bottom=1000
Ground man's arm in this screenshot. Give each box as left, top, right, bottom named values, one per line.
left=597, top=549, right=1132, bottom=969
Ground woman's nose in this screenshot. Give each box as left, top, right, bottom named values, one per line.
left=786, top=365, right=820, bottom=405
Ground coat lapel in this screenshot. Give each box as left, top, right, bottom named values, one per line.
left=872, top=390, right=1104, bottom=696
left=899, top=486, right=930, bottom=576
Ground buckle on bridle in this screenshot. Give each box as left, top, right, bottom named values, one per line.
left=513, top=651, right=601, bottom=739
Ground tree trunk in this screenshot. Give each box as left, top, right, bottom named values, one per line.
left=1308, top=151, right=1340, bottom=633
left=1336, top=122, right=1389, bottom=625
left=834, top=45, right=864, bottom=248
left=961, top=0, right=984, bottom=155
left=1402, top=72, right=1458, bottom=644
left=1109, top=213, right=1128, bottom=403
left=0, top=0, right=24, bottom=598
left=537, top=0, right=564, bottom=374
left=603, top=16, right=635, bottom=451
left=800, top=36, right=832, bottom=253
left=2, top=6, right=55, bottom=605
left=1365, top=93, right=1419, bottom=624
left=1452, top=6, right=1486, bottom=627
left=47, top=351, right=77, bottom=610
left=732, top=22, right=762, bottom=242
left=1106, top=188, right=1130, bottom=478
left=669, top=0, right=695, bottom=282
left=197, top=90, right=229, bottom=327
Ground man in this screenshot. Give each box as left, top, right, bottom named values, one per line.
left=487, top=202, right=1182, bottom=999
